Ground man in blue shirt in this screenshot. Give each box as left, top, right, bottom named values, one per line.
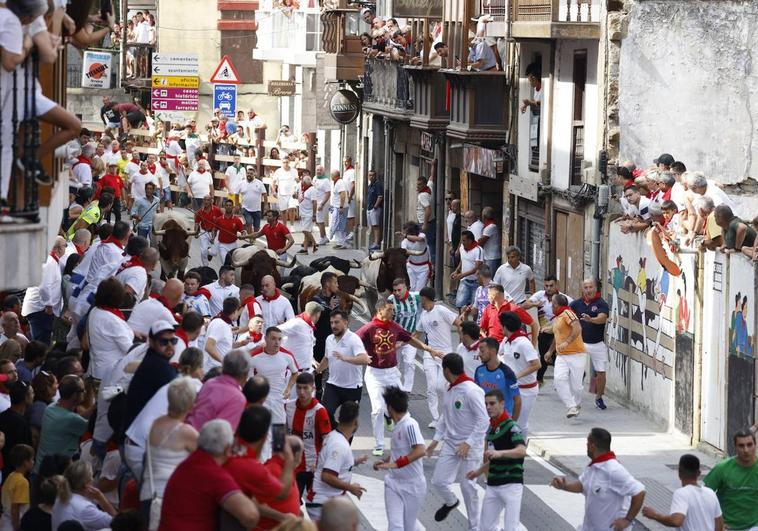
left=468, top=38, right=497, bottom=72
left=366, top=170, right=384, bottom=251
left=130, top=181, right=160, bottom=240
left=570, top=278, right=610, bottom=410
left=475, top=337, right=521, bottom=419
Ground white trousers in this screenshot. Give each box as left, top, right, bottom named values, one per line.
left=212, top=240, right=238, bottom=265
left=516, top=390, right=538, bottom=441
left=385, top=479, right=427, bottom=531
left=479, top=483, right=523, bottom=531
left=399, top=344, right=417, bottom=393
left=423, top=356, right=446, bottom=421
left=123, top=442, right=144, bottom=482
left=407, top=263, right=430, bottom=292
left=432, top=447, right=483, bottom=531
left=198, top=232, right=213, bottom=267
left=554, top=353, right=587, bottom=408
left=365, top=366, right=402, bottom=448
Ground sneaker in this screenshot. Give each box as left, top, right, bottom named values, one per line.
left=595, top=397, right=607, bottom=410
left=566, top=406, right=579, bottom=418
left=427, top=420, right=437, bottom=429
left=434, top=500, right=460, bottom=522
left=17, top=158, right=52, bottom=186
left=383, top=414, right=395, bottom=432
left=334, top=244, right=346, bottom=250
left=318, top=237, right=329, bottom=245
left=346, top=232, right=354, bottom=240
left=372, top=447, right=384, bottom=457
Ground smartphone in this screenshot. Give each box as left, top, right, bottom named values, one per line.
left=100, top=0, right=112, bottom=20
left=272, top=423, right=286, bottom=453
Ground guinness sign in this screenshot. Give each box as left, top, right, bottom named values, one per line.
left=329, top=89, right=360, bottom=124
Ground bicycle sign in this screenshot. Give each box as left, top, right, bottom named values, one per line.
left=213, top=84, right=237, bottom=118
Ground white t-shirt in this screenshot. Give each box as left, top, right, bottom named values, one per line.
left=459, top=244, right=484, bottom=280
left=256, top=294, right=295, bottom=330
left=481, top=222, right=501, bottom=260
left=72, top=161, right=93, bottom=188
left=622, top=196, right=651, bottom=220
left=579, top=459, right=645, bottom=531
left=417, top=304, right=458, bottom=354
left=386, top=413, right=425, bottom=486
left=705, top=180, right=732, bottom=208
left=238, top=179, right=267, bottom=212
left=125, top=161, right=141, bottom=179
left=127, top=298, right=177, bottom=337
left=311, top=431, right=354, bottom=504
left=343, top=167, right=356, bottom=200
left=135, top=20, right=151, bottom=43
left=669, top=484, right=722, bottom=531
left=330, top=179, right=347, bottom=208
left=115, top=265, right=147, bottom=301
left=250, top=349, right=299, bottom=421
left=313, top=177, right=331, bottom=204
left=203, top=281, right=240, bottom=317
left=468, top=219, right=484, bottom=240
left=499, top=335, right=540, bottom=392
left=130, top=171, right=159, bottom=201
left=416, top=190, right=432, bottom=224
left=273, top=167, right=298, bottom=199
left=446, top=211, right=457, bottom=243
left=88, top=308, right=135, bottom=380
left=299, top=186, right=318, bottom=219
left=0, top=10, right=23, bottom=61
left=401, top=235, right=429, bottom=266
left=278, top=316, right=316, bottom=371
left=325, top=331, right=366, bottom=389
left=204, top=318, right=234, bottom=371
left=187, top=170, right=213, bottom=199
left=493, top=262, right=535, bottom=304
left=456, top=340, right=481, bottom=379
left=225, top=165, right=246, bottom=194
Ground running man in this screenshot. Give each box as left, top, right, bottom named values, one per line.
left=387, top=278, right=423, bottom=394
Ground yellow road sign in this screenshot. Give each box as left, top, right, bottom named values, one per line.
left=151, top=75, right=199, bottom=88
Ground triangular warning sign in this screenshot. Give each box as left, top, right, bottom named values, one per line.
left=210, top=55, right=241, bottom=84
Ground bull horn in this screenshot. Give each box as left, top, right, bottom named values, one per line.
left=281, top=282, right=294, bottom=290
left=276, top=256, right=297, bottom=269
left=369, top=251, right=384, bottom=260
left=187, top=230, right=198, bottom=236
left=350, top=259, right=362, bottom=269
left=406, top=249, right=425, bottom=256
left=348, top=294, right=369, bottom=316
left=152, top=229, right=166, bottom=236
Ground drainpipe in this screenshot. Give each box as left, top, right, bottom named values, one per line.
left=592, top=184, right=608, bottom=281
left=383, top=117, right=393, bottom=249
left=434, top=132, right=447, bottom=298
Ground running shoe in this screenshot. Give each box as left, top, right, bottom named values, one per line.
left=566, top=406, right=579, bottom=418
left=434, top=500, right=460, bottom=522
left=372, top=447, right=384, bottom=457
left=595, top=397, right=607, bottom=410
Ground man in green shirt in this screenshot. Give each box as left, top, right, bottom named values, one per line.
left=66, top=193, right=113, bottom=241
left=466, top=388, right=526, bottom=530
left=704, top=430, right=758, bottom=530
left=715, top=204, right=757, bottom=252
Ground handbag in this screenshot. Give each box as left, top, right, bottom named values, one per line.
left=146, top=438, right=163, bottom=531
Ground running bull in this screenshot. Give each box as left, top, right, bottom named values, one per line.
left=152, top=212, right=198, bottom=279
left=360, top=247, right=426, bottom=293
left=230, top=245, right=296, bottom=293
left=285, top=266, right=369, bottom=316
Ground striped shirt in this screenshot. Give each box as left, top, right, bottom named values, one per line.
left=486, top=414, right=525, bottom=486
left=388, top=291, right=422, bottom=332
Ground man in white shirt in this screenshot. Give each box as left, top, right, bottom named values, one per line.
left=373, top=386, right=427, bottom=531
left=464, top=210, right=484, bottom=240
left=115, top=247, right=158, bottom=304
left=306, top=401, right=368, bottom=520
left=316, top=310, right=370, bottom=419
left=479, top=206, right=501, bottom=273
left=342, top=156, right=357, bottom=238
left=272, top=157, right=298, bottom=225
left=313, top=166, right=332, bottom=245
left=642, top=454, right=723, bottom=531
left=256, top=275, right=294, bottom=330
left=224, top=154, right=246, bottom=209
left=127, top=278, right=183, bottom=338
left=238, top=166, right=267, bottom=232
left=456, top=321, right=482, bottom=379
left=278, top=302, right=322, bottom=382
left=186, top=160, right=214, bottom=210
left=249, top=327, right=299, bottom=424
left=130, top=161, right=159, bottom=203
left=551, top=428, right=645, bottom=531
left=328, top=170, right=348, bottom=249
left=453, top=230, right=484, bottom=310
left=416, top=287, right=461, bottom=428
left=203, top=266, right=240, bottom=317
left=60, top=229, right=92, bottom=275
left=416, top=176, right=436, bottom=261
left=619, top=185, right=652, bottom=234
left=72, top=144, right=95, bottom=190
left=22, top=237, right=66, bottom=344
left=493, top=246, right=535, bottom=305
left=205, top=297, right=251, bottom=371
left=400, top=222, right=431, bottom=292
left=426, top=353, right=489, bottom=530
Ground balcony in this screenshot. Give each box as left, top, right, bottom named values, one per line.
left=443, top=70, right=509, bottom=142
left=405, top=66, right=449, bottom=131
left=363, top=58, right=414, bottom=120
left=321, top=9, right=364, bottom=82
left=253, top=0, right=321, bottom=66
left=122, top=42, right=155, bottom=90
left=511, top=0, right=601, bottom=40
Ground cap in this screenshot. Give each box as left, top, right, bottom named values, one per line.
left=654, top=153, right=675, bottom=166
left=149, top=320, right=177, bottom=338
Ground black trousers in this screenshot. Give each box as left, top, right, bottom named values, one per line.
left=536, top=331, right=555, bottom=382
left=105, top=198, right=122, bottom=223
left=321, top=382, right=362, bottom=425
left=296, top=471, right=313, bottom=499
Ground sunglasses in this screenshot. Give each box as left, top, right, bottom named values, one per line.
left=158, top=337, right=179, bottom=346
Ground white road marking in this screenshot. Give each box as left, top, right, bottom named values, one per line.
left=525, top=484, right=584, bottom=529
left=527, top=448, right=566, bottom=476
left=349, top=472, right=426, bottom=531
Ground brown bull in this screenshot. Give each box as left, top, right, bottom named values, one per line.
left=153, top=219, right=196, bottom=279
left=293, top=266, right=369, bottom=315
left=297, top=284, right=367, bottom=316
left=230, top=246, right=295, bottom=293
left=360, top=247, right=425, bottom=292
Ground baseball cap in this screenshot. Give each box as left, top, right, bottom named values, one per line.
left=149, top=320, right=177, bottom=338
left=654, top=153, right=675, bottom=166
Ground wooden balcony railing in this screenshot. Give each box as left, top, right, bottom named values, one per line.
left=513, top=0, right=599, bottom=23
left=321, top=11, right=341, bottom=53
left=363, top=58, right=413, bottom=114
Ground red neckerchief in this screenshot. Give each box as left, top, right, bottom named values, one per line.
left=396, top=290, right=410, bottom=302
left=112, top=147, right=120, bottom=154
left=74, top=244, right=86, bottom=256
left=213, top=312, right=233, bottom=324
left=345, top=165, right=354, bottom=170
left=331, top=175, right=340, bottom=182
left=506, top=330, right=529, bottom=343
left=159, top=161, right=169, bottom=169
left=49, top=252, right=60, bottom=263
left=554, top=306, right=571, bottom=317
left=296, top=397, right=319, bottom=411
left=463, top=241, right=479, bottom=252
left=100, top=306, right=126, bottom=321
left=262, top=289, right=281, bottom=302
left=195, top=287, right=212, bottom=300
left=465, top=339, right=481, bottom=352
left=74, top=155, right=92, bottom=167
left=489, top=410, right=509, bottom=428
left=589, top=451, right=617, bottom=466
left=150, top=294, right=182, bottom=323
left=483, top=220, right=495, bottom=227
left=242, top=296, right=259, bottom=318
left=131, top=156, right=140, bottom=164
left=419, top=186, right=432, bottom=194
left=301, top=183, right=312, bottom=193
left=147, top=163, right=157, bottom=173
left=117, top=255, right=146, bottom=274
left=661, top=188, right=673, bottom=202
left=102, top=236, right=125, bottom=249
left=197, top=168, right=206, bottom=174
left=582, top=293, right=601, bottom=304
left=249, top=113, right=257, bottom=119
left=298, top=312, right=315, bottom=330
left=371, top=317, right=393, bottom=330
left=448, top=373, right=474, bottom=390
left=139, top=169, right=148, bottom=175
left=176, top=328, right=189, bottom=345
left=249, top=331, right=262, bottom=343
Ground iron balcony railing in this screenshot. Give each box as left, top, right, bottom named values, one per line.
left=512, top=0, right=600, bottom=23
left=363, top=57, right=413, bottom=111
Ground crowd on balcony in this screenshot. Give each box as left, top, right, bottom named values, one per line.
left=124, top=11, right=156, bottom=80
left=612, top=153, right=757, bottom=259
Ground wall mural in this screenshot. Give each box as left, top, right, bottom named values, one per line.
left=728, top=256, right=755, bottom=358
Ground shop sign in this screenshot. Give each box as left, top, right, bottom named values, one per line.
left=329, top=89, right=360, bottom=124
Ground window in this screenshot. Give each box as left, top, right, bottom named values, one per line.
left=570, top=49, right=587, bottom=186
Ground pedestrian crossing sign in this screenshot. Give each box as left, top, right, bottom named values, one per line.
left=210, top=55, right=241, bottom=84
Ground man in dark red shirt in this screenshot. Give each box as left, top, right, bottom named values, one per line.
left=194, top=196, right=223, bottom=267
left=213, top=198, right=246, bottom=265
left=479, top=283, right=538, bottom=346
left=96, top=162, right=125, bottom=222
left=356, top=298, right=443, bottom=455
left=248, top=209, right=295, bottom=258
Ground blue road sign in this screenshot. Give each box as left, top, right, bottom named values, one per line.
left=213, top=84, right=237, bottom=118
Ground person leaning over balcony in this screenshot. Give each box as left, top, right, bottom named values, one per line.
left=618, top=185, right=652, bottom=234
left=715, top=204, right=757, bottom=255
left=468, top=36, right=496, bottom=72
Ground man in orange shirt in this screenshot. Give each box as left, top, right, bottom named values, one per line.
left=544, top=293, right=586, bottom=419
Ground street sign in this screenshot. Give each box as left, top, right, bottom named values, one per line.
left=151, top=53, right=198, bottom=66
left=210, top=55, right=241, bottom=84
left=151, top=99, right=199, bottom=111
left=150, top=88, right=199, bottom=100
left=151, top=64, right=199, bottom=76
left=213, top=84, right=237, bottom=118
left=151, top=76, right=200, bottom=88
left=81, top=51, right=112, bottom=89
left=268, top=80, right=296, bottom=97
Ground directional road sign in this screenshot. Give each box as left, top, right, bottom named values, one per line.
left=152, top=64, right=199, bottom=76
left=151, top=76, right=200, bottom=89
left=151, top=99, right=199, bottom=111
left=151, top=53, right=198, bottom=66
left=213, top=84, right=237, bottom=118
left=151, top=88, right=199, bottom=100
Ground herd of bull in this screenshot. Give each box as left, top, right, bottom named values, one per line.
left=149, top=211, right=428, bottom=316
